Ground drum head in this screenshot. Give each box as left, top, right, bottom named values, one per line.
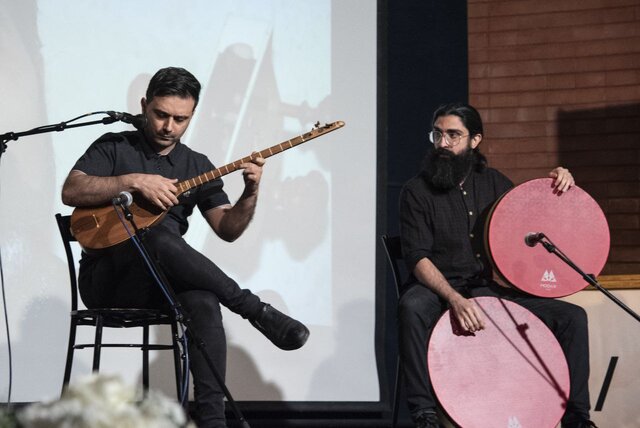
left=428, top=296, right=570, bottom=428
left=486, top=178, right=609, bottom=297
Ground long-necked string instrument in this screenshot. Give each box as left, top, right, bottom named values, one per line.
left=70, top=121, right=345, bottom=249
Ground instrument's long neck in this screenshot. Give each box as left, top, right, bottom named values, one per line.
left=69, top=120, right=344, bottom=250
left=175, top=121, right=344, bottom=196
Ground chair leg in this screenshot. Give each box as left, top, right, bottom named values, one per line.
left=170, top=321, right=184, bottom=402
left=92, top=315, right=104, bottom=372
left=392, top=358, right=402, bottom=428
left=62, top=320, right=78, bottom=396
left=142, top=325, right=150, bottom=394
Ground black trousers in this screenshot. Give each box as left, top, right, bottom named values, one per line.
left=78, top=227, right=263, bottom=428
left=398, top=281, right=591, bottom=425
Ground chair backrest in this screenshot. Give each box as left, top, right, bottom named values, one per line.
left=55, top=213, right=79, bottom=311
left=381, top=234, right=404, bottom=298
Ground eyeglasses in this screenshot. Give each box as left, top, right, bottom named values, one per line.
left=429, top=130, right=469, bottom=147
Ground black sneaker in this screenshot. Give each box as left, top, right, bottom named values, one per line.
left=415, top=412, right=442, bottom=428
left=250, top=304, right=310, bottom=350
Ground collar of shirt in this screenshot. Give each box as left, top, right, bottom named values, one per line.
left=136, top=130, right=185, bottom=167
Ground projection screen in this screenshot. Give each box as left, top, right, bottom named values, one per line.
left=0, top=0, right=377, bottom=402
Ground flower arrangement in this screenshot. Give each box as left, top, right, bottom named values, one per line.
left=8, top=374, right=194, bottom=428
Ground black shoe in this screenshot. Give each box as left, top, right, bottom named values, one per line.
left=250, top=304, right=309, bottom=350
left=415, top=412, right=442, bottom=428
left=563, top=420, right=598, bottom=428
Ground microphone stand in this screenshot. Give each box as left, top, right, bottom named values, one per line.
left=1, top=113, right=119, bottom=159
left=0, top=112, right=123, bottom=408
left=118, top=203, right=251, bottom=428
left=538, top=236, right=640, bottom=324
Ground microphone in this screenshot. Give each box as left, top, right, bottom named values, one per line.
left=524, top=232, right=545, bottom=247
left=106, top=111, right=147, bottom=130
left=112, top=191, right=133, bottom=207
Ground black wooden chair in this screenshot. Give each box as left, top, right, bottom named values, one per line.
left=55, top=213, right=183, bottom=398
left=382, top=235, right=453, bottom=428
left=380, top=234, right=404, bottom=428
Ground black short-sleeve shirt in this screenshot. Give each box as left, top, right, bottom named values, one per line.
left=399, top=167, right=513, bottom=289
left=72, top=130, right=230, bottom=237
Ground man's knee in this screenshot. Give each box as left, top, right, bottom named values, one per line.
left=398, top=285, right=442, bottom=327
left=143, top=228, right=184, bottom=254
left=565, top=303, right=588, bottom=331
left=179, top=290, right=223, bottom=327
left=538, top=300, right=589, bottom=338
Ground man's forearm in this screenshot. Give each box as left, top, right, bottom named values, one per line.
left=413, top=256, right=485, bottom=331
left=413, top=257, right=461, bottom=303
left=217, top=192, right=258, bottom=241
left=61, top=171, right=131, bottom=207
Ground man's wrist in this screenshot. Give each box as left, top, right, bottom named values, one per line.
left=241, top=186, right=259, bottom=199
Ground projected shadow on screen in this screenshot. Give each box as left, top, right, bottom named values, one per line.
left=0, top=297, right=69, bottom=398
left=556, top=103, right=640, bottom=277
left=0, top=0, right=63, bottom=400
left=225, top=342, right=283, bottom=401
left=126, top=72, right=152, bottom=115
left=306, top=298, right=376, bottom=401
left=189, top=39, right=334, bottom=281
left=225, top=289, right=295, bottom=400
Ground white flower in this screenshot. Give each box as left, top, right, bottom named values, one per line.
left=17, top=374, right=194, bottom=428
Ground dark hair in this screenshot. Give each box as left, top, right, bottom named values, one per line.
left=432, top=102, right=487, bottom=171
left=432, top=102, right=484, bottom=138
left=146, top=67, right=201, bottom=108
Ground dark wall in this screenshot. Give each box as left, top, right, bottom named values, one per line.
left=377, top=0, right=469, bottom=422
left=384, top=0, right=469, bottom=235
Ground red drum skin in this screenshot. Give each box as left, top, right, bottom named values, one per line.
left=486, top=178, right=609, bottom=297
left=428, top=296, right=570, bottom=428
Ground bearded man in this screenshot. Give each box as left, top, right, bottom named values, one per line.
left=397, top=103, right=596, bottom=428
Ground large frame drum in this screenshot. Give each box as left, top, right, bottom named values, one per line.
left=428, top=296, right=570, bottom=428
left=486, top=178, right=610, bottom=297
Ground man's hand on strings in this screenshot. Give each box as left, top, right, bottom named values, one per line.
left=131, top=173, right=179, bottom=210
left=241, top=154, right=265, bottom=196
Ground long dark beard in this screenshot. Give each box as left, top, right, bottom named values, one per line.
left=423, top=146, right=475, bottom=190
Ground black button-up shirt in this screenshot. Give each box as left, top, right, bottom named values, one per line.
left=72, top=130, right=230, bottom=237
left=399, top=167, right=513, bottom=289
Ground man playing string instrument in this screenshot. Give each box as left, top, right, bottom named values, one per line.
left=62, top=67, right=309, bottom=428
